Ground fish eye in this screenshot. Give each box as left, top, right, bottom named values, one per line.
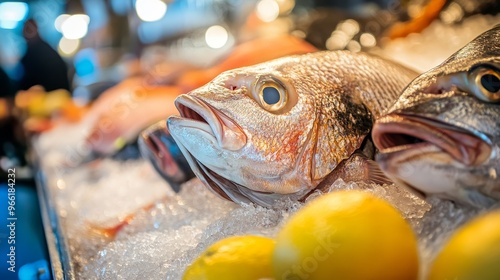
left=256, top=78, right=288, bottom=112
left=262, top=86, right=280, bottom=105
left=480, top=73, right=500, bottom=93
left=470, top=66, right=500, bottom=103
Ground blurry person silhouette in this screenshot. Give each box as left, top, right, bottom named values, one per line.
left=19, top=18, right=71, bottom=92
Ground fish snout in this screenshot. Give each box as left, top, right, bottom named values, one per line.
left=373, top=114, right=492, bottom=166
left=174, top=94, right=247, bottom=151
left=139, top=120, right=195, bottom=192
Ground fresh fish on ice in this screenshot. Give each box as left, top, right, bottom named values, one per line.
left=165, top=51, right=417, bottom=206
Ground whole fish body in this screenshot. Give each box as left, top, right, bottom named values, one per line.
left=372, top=25, right=500, bottom=207
left=162, top=50, right=417, bottom=206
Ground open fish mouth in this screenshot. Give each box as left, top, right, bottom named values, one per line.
left=373, top=114, right=492, bottom=166
left=174, top=95, right=246, bottom=151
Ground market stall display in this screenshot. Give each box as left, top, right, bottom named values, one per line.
left=32, top=14, right=500, bottom=280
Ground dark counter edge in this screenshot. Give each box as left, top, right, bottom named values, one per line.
left=34, top=165, right=75, bottom=280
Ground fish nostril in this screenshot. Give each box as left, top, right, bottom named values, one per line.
left=223, top=78, right=244, bottom=91
left=225, top=84, right=239, bottom=91
left=422, top=84, right=445, bottom=95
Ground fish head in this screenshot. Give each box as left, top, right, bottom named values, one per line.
left=166, top=52, right=376, bottom=205
left=373, top=25, right=500, bottom=207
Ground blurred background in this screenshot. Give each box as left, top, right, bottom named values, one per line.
left=0, top=0, right=495, bottom=96
left=0, top=0, right=499, bottom=279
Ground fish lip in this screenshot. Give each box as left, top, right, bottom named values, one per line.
left=373, top=113, right=492, bottom=166
left=174, top=95, right=247, bottom=151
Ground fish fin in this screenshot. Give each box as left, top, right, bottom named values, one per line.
left=199, top=162, right=296, bottom=207
left=199, top=163, right=247, bottom=202
left=236, top=186, right=290, bottom=208
left=363, top=159, right=394, bottom=185
left=354, top=137, right=392, bottom=185
left=310, top=152, right=392, bottom=196
left=198, top=163, right=280, bottom=207
left=458, top=188, right=497, bottom=208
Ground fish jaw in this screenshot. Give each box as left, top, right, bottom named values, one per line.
left=372, top=112, right=498, bottom=206
left=373, top=114, right=492, bottom=166
left=375, top=144, right=499, bottom=207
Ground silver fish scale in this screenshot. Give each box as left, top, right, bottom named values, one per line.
left=285, top=51, right=418, bottom=118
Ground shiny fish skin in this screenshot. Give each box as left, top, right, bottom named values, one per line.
left=373, top=25, right=500, bottom=207
left=167, top=50, right=417, bottom=206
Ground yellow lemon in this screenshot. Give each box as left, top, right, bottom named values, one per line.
left=183, top=235, right=275, bottom=280
left=428, top=210, right=500, bottom=280
left=272, top=190, right=419, bottom=280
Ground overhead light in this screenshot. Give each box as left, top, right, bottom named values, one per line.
left=58, top=37, right=80, bottom=56
left=205, top=25, right=228, bottom=49
left=61, top=14, right=90, bottom=40
left=0, top=2, right=29, bottom=29
left=326, top=30, right=349, bottom=50
left=256, top=0, right=280, bottom=22
left=54, top=14, right=71, bottom=32
left=347, top=40, right=361, bottom=53
left=360, top=33, right=376, bottom=48
left=0, top=2, right=29, bottom=21
left=135, top=0, right=167, bottom=22
left=338, top=19, right=360, bottom=37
